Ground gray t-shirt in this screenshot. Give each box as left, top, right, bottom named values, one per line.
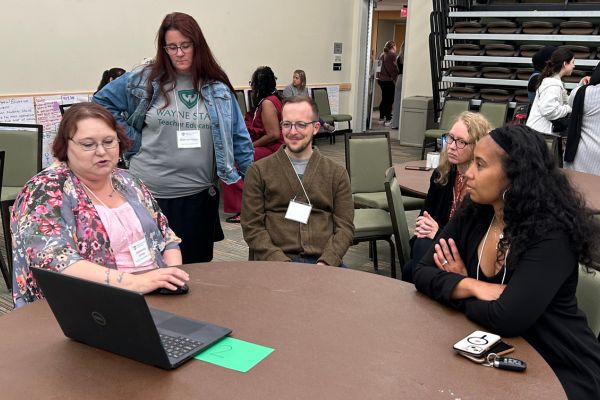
left=290, top=157, right=309, bottom=180
left=129, top=74, right=215, bottom=199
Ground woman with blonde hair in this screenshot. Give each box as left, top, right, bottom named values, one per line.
left=402, top=111, right=492, bottom=282
left=283, top=69, right=308, bottom=98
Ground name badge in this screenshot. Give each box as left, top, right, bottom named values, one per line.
left=284, top=200, right=312, bottom=224
left=177, top=130, right=201, bottom=148
left=129, top=238, right=152, bottom=267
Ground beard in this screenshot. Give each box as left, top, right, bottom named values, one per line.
left=286, top=136, right=313, bottom=154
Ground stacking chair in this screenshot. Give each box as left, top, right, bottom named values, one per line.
left=479, top=102, right=509, bottom=129
left=421, top=100, right=469, bottom=159
left=384, top=168, right=411, bottom=278
left=0, top=123, right=43, bottom=290
left=311, top=87, right=352, bottom=143
left=234, top=90, right=247, bottom=116
left=576, top=264, right=600, bottom=338
left=345, top=131, right=423, bottom=212
left=352, top=208, right=396, bottom=277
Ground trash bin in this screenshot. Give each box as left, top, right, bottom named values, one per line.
left=400, top=96, right=435, bottom=147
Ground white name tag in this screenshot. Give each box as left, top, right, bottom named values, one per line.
left=284, top=200, right=312, bottom=224
left=177, top=130, right=201, bottom=148
left=129, top=238, right=152, bottom=267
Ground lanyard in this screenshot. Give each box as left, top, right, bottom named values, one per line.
left=284, top=150, right=311, bottom=206
left=80, top=178, right=135, bottom=242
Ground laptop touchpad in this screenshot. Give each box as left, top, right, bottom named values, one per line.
left=158, top=317, right=205, bottom=335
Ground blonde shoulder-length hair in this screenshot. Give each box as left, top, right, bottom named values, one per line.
left=435, top=111, right=492, bottom=186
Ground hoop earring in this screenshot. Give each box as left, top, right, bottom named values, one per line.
left=502, top=189, right=509, bottom=201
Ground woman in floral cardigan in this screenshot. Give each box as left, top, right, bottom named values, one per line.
left=11, top=103, right=189, bottom=308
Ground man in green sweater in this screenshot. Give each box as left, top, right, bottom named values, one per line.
left=241, top=96, right=354, bottom=267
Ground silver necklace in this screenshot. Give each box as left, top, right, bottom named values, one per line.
left=476, top=215, right=508, bottom=284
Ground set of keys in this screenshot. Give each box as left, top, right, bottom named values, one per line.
left=484, top=353, right=527, bottom=372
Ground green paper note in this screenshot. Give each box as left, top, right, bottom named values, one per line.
left=195, top=337, right=274, bottom=372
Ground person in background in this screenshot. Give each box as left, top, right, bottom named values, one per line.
left=94, top=12, right=253, bottom=263
left=241, top=96, right=354, bottom=266
left=376, top=40, right=399, bottom=127
left=413, top=125, right=600, bottom=399
left=402, top=112, right=491, bottom=282
left=221, top=66, right=284, bottom=223
left=564, top=62, right=600, bottom=175
left=527, top=46, right=556, bottom=103
left=526, top=48, right=575, bottom=134
left=390, top=42, right=404, bottom=130
left=283, top=69, right=308, bottom=98
left=95, top=67, right=126, bottom=94
left=11, top=103, right=188, bottom=309
left=283, top=69, right=335, bottom=133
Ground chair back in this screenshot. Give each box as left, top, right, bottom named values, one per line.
left=384, top=168, right=411, bottom=268
left=344, top=131, right=391, bottom=194
left=439, top=100, right=470, bottom=130
left=479, top=102, right=508, bottom=129
left=235, top=90, right=247, bottom=116
left=59, top=103, right=75, bottom=116
left=311, top=87, right=332, bottom=117
left=0, top=123, right=43, bottom=187
left=577, top=264, right=600, bottom=337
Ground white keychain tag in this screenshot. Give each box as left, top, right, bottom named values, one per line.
left=177, top=130, right=201, bottom=148
left=129, top=238, right=152, bottom=267
left=285, top=199, right=312, bottom=224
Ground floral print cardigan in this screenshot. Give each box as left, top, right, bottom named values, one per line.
left=11, top=162, right=181, bottom=308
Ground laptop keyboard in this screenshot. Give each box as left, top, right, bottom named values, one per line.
left=159, top=333, right=203, bottom=359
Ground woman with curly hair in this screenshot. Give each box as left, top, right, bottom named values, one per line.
left=413, top=124, right=600, bottom=398
left=222, top=66, right=284, bottom=223
left=402, top=112, right=491, bottom=282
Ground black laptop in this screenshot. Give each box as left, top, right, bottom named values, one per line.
left=31, top=268, right=231, bottom=369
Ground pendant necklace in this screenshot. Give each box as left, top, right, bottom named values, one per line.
left=476, top=215, right=509, bottom=284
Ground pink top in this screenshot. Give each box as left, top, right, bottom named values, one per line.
left=95, top=202, right=156, bottom=273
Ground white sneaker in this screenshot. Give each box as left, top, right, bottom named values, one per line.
left=379, top=118, right=385, bottom=125
left=384, top=120, right=392, bottom=127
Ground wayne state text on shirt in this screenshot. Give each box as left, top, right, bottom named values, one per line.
left=156, top=109, right=211, bottom=120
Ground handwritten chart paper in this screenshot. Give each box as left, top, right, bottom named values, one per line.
left=35, top=96, right=62, bottom=167
left=0, top=97, right=36, bottom=124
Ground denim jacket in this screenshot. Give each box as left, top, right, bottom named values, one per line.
left=93, top=67, right=253, bottom=184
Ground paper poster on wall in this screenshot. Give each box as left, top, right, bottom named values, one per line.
left=35, top=96, right=62, bottom=168
left=325, top=85, right=340, bottom=114
left=61, top=94, right=90, bottom=105
left=0, top=97, right=36, bottom=124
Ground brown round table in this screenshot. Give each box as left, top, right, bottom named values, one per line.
left=0, top=262, right=565, bottom=399
left=395, top=160, right=600, bottom=212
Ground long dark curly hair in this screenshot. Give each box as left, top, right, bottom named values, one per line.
left=250, top=66, right=280, bottom=110
left=464, top=124, right=600, bottom=271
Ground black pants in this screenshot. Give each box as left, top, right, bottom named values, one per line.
left=157, top=187, right=221, bottom=264
left=377, top=80, right=396, bottom=121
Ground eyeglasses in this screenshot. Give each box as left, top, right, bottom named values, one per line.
left=281, top=121, right=318, bottom=132
left=164, top=42, right=193, bottom=55
left=443, top=133, right=472, bottom=149
left=69, top=137, right=120, bottom=151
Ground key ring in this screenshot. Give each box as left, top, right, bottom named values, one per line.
left=483, top=352, right=498, bottom=367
